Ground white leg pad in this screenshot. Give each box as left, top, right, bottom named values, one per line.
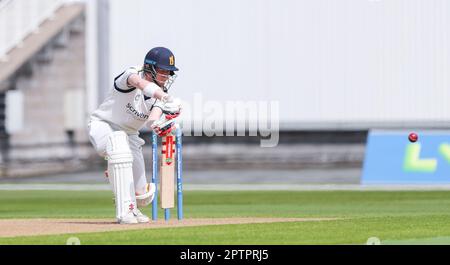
left=106, top=131, right=137, bottom=222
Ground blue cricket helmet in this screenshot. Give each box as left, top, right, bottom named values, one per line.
left=144, top=47, right=179, bottom=72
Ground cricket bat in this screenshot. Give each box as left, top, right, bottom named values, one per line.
left=160, top=131, right=176, bottom=209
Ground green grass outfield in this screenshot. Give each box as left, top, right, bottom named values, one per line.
left=1, top=190, right=450, bottom=244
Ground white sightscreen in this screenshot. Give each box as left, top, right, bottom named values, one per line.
left=100, top=0, right=450, bottom=129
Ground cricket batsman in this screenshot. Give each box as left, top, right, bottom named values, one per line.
left=87, top=47, right=181, bottom=224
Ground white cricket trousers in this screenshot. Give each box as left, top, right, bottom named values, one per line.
left=87, top=118, right=148, bottom=194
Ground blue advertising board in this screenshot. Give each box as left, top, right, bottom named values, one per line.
left=362, top=130, right=450, bottom=184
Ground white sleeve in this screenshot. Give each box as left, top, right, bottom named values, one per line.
left=113, top=67, right=139, bottom=92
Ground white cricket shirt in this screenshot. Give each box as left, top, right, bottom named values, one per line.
left=91, top=67, right=161, bottom=134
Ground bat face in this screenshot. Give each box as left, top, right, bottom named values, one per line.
left=160, top=132, right=175, bottom=209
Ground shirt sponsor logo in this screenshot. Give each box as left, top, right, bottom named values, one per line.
left=126, top=103, right=149, bottom=121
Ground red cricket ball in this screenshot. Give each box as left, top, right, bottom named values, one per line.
left=408, top=132, right=418, bottom=143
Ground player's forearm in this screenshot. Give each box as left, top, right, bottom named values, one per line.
left=128, top=74, right=168, bottom=100
left=148, top=107, right=163, bottom=125
left=152, top=89, right=168, bottom=101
